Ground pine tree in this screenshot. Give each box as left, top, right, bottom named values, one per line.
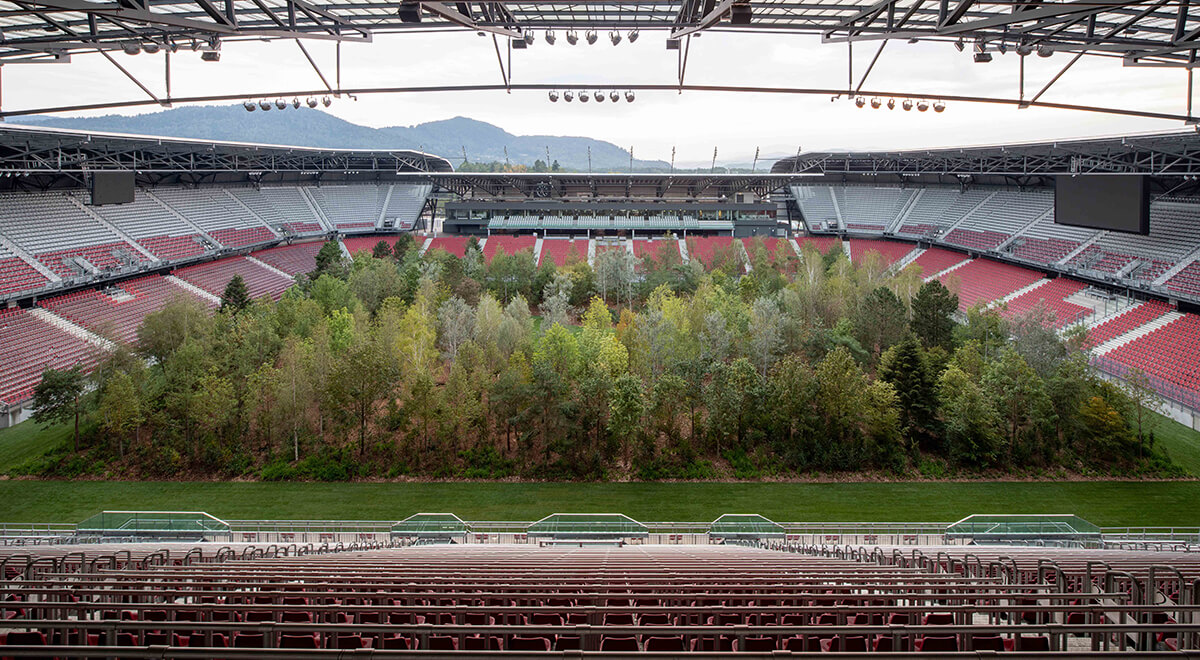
left=220, top=274, right=251, bottom=313
left=372, top=240, right=393, bottom=259
left=910, top=280, right=959, bottom=351
left=312, top=240, right=344, bottom=277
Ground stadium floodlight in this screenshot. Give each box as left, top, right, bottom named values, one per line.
left=549, top=90, right=559, bottom=102
left=123, top=43, right=141, bottom=55
left=610, top=30, right=622, bottom=45
left=567, top=30, right=579, bottom=45
left=524, top=32, right=534, bottom=45
left=243, top=100, right=257, bottom=112
left=1016, top=43, right=1033, bottom=56
left=307, top=97, right=318, bottom=108
left=274, top=98, right=287, bottom=110
left=917, top=99, right=930, bottom=112
left=628, top=29, right=639, bottom=43
left=143, top=42, right=160, bottom=54
left=954, top=38, right=964, bottom=52
left=322, top=95, right=332, bottom=107
left=292, top=97, right=301, bottom=109
left=259, top=100, right=272, bottom=111
left=854, top=96, right=865, bottom=108
left=610, top=90, right=620, bottom=102
left=933, top=100, right=946, bottom=113
left=997, top=42, right=1007, bottom=54
left=625, top=90, right=635, bottom=102
left=586, top=30, right=598, bottom=45
left=594, top=90, right=605, bottom=102
left=902, top=99, right=913, bottom=111
left=1037, top=44, right=1053, bottom=57
left=974, top=51, right=992, bottom=63
left=545, top=30, right=556, bottom=45
left=870, top=97, right=881, bottom=109
left=564, top=90, right=574, bottom=102
left=579, top=91, right=590, bottom=103
left=886, top=98, right=895, bottom=110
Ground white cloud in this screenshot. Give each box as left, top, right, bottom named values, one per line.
left=3, top=29, right=1189, bottom=164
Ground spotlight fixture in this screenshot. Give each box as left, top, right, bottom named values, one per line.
left=628, top=29, right=639, bottom=43
left=610, top=30, right=622, bottom=45
left=274, top=98, right=287, bottom=110
left=870, top=97, right=881, bottom=109
left=902, top=99, right=913, bottom=111
left=579, top=91, right=590, bottom=102
left=854, top=96, right=865, bottom=108
left=997, top=42, right=1007, bottom=54
left=933, top=100, right=946, bottom=113
left=564, top=90, right=575, bottom=102
left=244, top=100, right=257, bottom=112
left=586, top=29, right=598, bottom=45
left=954, top=38, right=964, bottom=52
left=917, top=99, right=930, bottom=112
left=625, top=90, right=635, bottom=102
left=545, top=30, right=556, bottom=44
left=524, top=32, right=534, bottom=45
left=886, top=98, right=895, bottom=110
left=1016, top=43, right=1033, bottom=56
left=609, top=90, right=620, bottom=102
left=666, top=38, right=680, bottom=50
left=974, top=50, right=993, bottom=63
left=142, top=42, right=160, bottom=54
left=1037, top=44, right=1053, bottom=57
left=200, top=50, right=220, bottom=61
left=259, top=100, right=272, bottom=111
left=292, top=97, right=301, bottom=109
left=594, top=90, right=605, bottom=102
left=307, top=97, right=318, bottom=108
left=123, top=42, right=141, bottom=55
left=549, top=90, right=560, bottom=102
left=567, top=30, right=579, bottom=45
left=322, top=95, right=332, bottom=107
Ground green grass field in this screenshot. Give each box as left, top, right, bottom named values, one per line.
left=1, top=411, right=1199, bottom=527
left=0, top=480, right=1197, bottom=527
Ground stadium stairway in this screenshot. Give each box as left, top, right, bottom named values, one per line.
left=1093, top=310, right=1186, bottom=355
left=247, top=255, right=293, bottom=281
left=996, top=278, right=1052, bottom=306
left=27, top=307, right=113, bottom=351
left=165, top=275, right=222, bottom=305
left=923, top=255, right=972, bottom=282
left=678, top=238, right=690, bottom=263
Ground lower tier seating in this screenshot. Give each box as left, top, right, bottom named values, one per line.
left=39, top=275, right=211, bottom=346
left=634, top=240, right=682, bottom=262
left=905, top=247, right=968, bottom=279
left=539, top=239, right=588, bottom=267
left=939, top=260, right=1045, bottom=311
left=684, top=236, right=734, bottom=267
left=849, top=239, right=916, bottom=267
left=342, top=235, right=402, bottom=257
left=0, top=308, right=98, bottom=406
left=1166, top=260, right=1200, bottom=297
left=483, top=236, right=537, bottom=262
left=426, top=236, right=470, bottom=258
left=0, top=257, right=49, bottom=297
left=252, top=242, right=324, bottom=277
left=210, top=227, right=275, bottom=249
left=1103, top=313, right=1200, bottom=400
left=1086, top=300, right=1173, bottom=348
left=174, top=257, right=295, bottom=301
left=1000, top=278, right=1090, bottom=327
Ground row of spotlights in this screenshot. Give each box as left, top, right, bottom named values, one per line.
left=527, top=29, right=638, bottom=45
left=244, top=96, right=332, bottom=112
left=852, top=96, right=945, bottom=112
left=549, top=90, right=635, bottom=103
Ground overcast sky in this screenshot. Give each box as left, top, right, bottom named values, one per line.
left=3, top=30, right=1193, bottom=165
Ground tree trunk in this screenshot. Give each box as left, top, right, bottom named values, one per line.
left=73, top=394, right=80, bottom=452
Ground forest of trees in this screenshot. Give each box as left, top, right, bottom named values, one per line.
left=23, top=234, right=1179, bottom=481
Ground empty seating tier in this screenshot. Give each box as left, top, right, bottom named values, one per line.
left=251, top=242, right=325, bottom=277
left=0, top=253, right=48, bottom=298
left=307, top=185, right=388, bottom=230
left=0, top=192, right=143, bottom=276
left=938, top=259, right=1045, bottom=311
left=1165, top=260, right=1200, bottom=297
left=230, top=187, right=325, bottom=235
left=633, top=239, right=682, bottom=262
left=86, top=190, right=206, bottom=261
left=897, top=187, right=993, bottom=236
left=1086, top=300, right=1173, bottom=348
left=943, top=228, right=1009, bottom=251
left=426, top=236, right=470, bottom=258
left=1102, top=313, right=1200, bottom=400
left=833, top=186, right=915, bottom=230
left=849, top=239, right=916, bottom=266
left=342, top=235, right=403, bottom=257
left=385, top=184, right=433, bottom=231
left=0, top=308, right=98, bottom=406
left=209, top=227, right=275, bottom=249
left=791, top=185, right=839, bottom=230
left=539, top=239, right=588, bottom=267
left=795, top=236, right=838, bottom=254
left=3, top=543, right=1199, bottom=655
left=136, top=235, right=208, bottom=261
left=741, top=237, right=790, bottom=261
left=174, top=257, right=295, bottom=301
left=482, top=236, right=537, bottom=262
left=999, top=278, right=1090, bottom=327
left=684, top=236, right=734, bottom=267
left=39, top=275, right=211, bottom=345
left=905, top=247, right=968, bottom=278
left=151, top=188, right=275, bottom=248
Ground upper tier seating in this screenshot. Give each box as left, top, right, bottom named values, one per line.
left=833, top=186, right=916, bottom=231
left=482, top=236, right=537, bottom=262
left=1009, top=213, right=1098, bottom=265
left=1075, top=200, right=1200, bottom=280
left=939, top=259, right=1045, bottom=311
left=792, top=186, right=839, bottom=230
left=151, top=188, right=276, bottom=249
left=539, top=239, right=588, bottom=267
left=1103, top=313, right=1200, bottom=400
left=174, top=257, right=295, bottom=300
left=307, top=185, right=388, bottom=230
left=1165, top=260, right=1200, bottom=297
left=999, top=278, right=1091, bottom=327
left=685, top=236, right=735, bottom=267
left=385, top=184, right=432, bottom=231
left=897, top=188, right=994, bottom=237
left=251, top=242, right=324, bottom=277
left=86, top=190, right=210, bottom=261
left=849, top=239, right=916, bottom=266
left=425, top=236, right=470, bottom=258
left=39, top=275, right=211, bottom=345
left=1086, top=300, right=1172, bottom=348
left=0, top=308, right=99, bottom=406
left=905, top=247, right=969, bottom=279
left=0, top=192, right=147, bottom=277
left=230, top=187, right=325, bottom=235
left=943, top=228, right=1009, bottom=251
left=954, top=190, right=1053, bottom=236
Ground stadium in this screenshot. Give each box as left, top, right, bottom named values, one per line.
left=5, top=0, right=1200, bottom=655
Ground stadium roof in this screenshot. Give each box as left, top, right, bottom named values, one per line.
left=4, top=0, right=1200, bottom=69
left=0, top=123, right=454, bottom=178
left=771, top=129, right=1200, bottom=177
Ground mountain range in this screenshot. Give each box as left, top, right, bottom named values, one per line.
left=15, top=105, right=673, bottom=171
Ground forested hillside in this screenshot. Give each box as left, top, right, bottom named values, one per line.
left=16, top=236, right=1182, bottom=481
